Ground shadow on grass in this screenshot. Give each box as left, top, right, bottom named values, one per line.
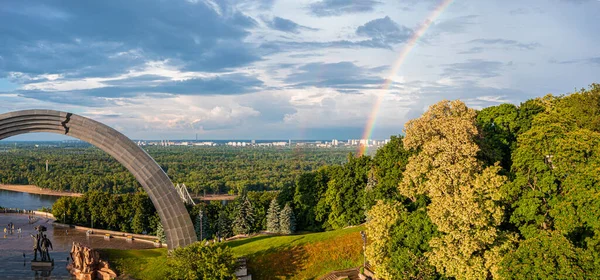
left=226, top=235, right=276, bottom=248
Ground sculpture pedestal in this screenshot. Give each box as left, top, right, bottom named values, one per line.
left=31, top=260, right=54, bottom=267
left=67, top=264, right=116, bottom=280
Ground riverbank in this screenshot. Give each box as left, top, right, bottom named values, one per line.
left=0, top=184, right=82, bottom=197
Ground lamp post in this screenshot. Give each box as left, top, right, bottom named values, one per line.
left=360, top=230, right=367, bottom=270
left=199, top=209, right=203, bottom=241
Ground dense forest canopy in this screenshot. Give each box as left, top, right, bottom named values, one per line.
left=0, top=145, right=353, bottom=194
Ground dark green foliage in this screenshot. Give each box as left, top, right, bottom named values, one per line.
left=166, top=242, right=238, bottom=280
left=388, top=209, right=440, bottom=279
left=0, top=144, right=352, bottom=194
left=316, top=154, right=372, bottom=230
left=279, top=202, right=295, bottom=234
left=216, top=210, right=233, bottom=240
left=499, top=232, right=595, bottom=279
left=156, top=222, right=166, bottom=243
left=293, top=167, right=330, bottom=231
left=371, top=135, right=411, bottom=201
left=266, top=198, right=280, bottom=233
left=51, top=191, right=157, bottom=234
left=477, top=103, right=519, bottom=170
left=233, top=196, right=255, bottom=235
left=246, top=191, right=279, bottom=232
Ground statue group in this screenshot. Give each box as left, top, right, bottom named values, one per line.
left=30, top=225, right=53, bottom=263
left=67, top=242, right=117, bottom=280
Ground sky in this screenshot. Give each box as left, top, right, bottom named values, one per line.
left=0, top=0, right=599, bottom=141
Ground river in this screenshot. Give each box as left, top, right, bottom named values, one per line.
left=0, top=189, right=59, bottom=210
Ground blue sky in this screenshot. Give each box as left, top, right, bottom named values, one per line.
left=1, top=0, right=599, bottom=140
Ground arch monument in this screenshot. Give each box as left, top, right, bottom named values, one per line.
left=0, top=109, right=196, bottom=248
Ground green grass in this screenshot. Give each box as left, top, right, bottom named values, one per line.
left=101, top=226, right=364, bottom=280
left=99, top=248, right=168, bottom=280
left=227, top=226, right=365, bottom=279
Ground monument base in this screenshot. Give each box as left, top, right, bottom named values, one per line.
left=31, top=260, right=54, bottom=267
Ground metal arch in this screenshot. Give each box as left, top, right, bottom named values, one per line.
left=0, top=109, right=197, bottom=248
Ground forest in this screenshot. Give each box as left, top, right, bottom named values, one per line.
left=8, top=84, right=600, bottom=279
left=0, top=145, right=352, bottom=194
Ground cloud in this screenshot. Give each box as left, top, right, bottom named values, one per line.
left=442, top=59, right=504, bottom=78
left=266, top=17, right=318, bottom=34
left=260, top=17, right=413, bottom=53
left=308, top=0, right=381, bottom=17
left=284, top=61, right=385, bottom=90
left=429, top=15, right=478, bottom=35
left=469, top=38, right=541, bottom=50
left=356, top=16, right=413, bottom=45
left=9, top=73, right=265, bottom=106
left=0, top=0, right=260, bottom=78
left=550, top=57, right=600, bottom=66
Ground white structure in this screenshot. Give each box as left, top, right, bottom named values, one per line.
left=175, top=183, right=195, bottom=205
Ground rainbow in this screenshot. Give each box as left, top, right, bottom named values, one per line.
left=358, top=0, right=454, bottom=156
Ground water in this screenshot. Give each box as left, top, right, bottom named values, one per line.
left=0, top=214, right=156, bottom=279
left=0, top=190, right=59, bottom=211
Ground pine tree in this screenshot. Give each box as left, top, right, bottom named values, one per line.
left=216, top=211, right=232, bottom=241
left=233, top=196, right=255, bottom=235
left=279, top=202, right=295, bottom=235
left=266, top=198, right=281, bottom=233
left=156, top=221, right=166, bottom=243
left=195, top=209, right=210, bottom=241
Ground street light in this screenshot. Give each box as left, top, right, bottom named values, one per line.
left=199, top=209, right=203, bottom=241
left=360, top=230, right=367, bottom=271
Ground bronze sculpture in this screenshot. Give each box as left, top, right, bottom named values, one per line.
left=30, top=225, right=53, bottom=263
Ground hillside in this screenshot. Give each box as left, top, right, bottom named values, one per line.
left=101, top=226, right=364, bottom=280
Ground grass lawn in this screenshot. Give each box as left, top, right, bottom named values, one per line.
left=101, top=225, right=364, bottom=280
left=99, top=248, right=169, bottom=280
left=227, top=225, right=365, bottom=279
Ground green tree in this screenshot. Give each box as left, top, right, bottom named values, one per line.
left=365, top=200, right=403, bottom=280
left=156, top=221, right=166, bottom=243
left=372, top=135, right=411, bottom=201
left=293, top=168, right=330, bottom=231
left=216, top=211, right=233, bottom=240
left=195, top=209, right=210, bottom=241
left=400, top=100, right=516, bottom=279
left=279, top=202, right=295, bottom=235
left=499, top=232, right=594, bottom=279
left=166, top=242, right=238, bottom=280
left=266, top=198, right=280, bottom=233
left=233, top=196, right=255, bottom=235
left=317, top=154, right=371, bottom=230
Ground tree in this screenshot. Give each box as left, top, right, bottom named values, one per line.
left=195, top=209, right=210, bottom=241
left=279, top=202, right=295, bottom=235
left=266, top=198, right=280, bottom=233
left=317, top=154, right=371, bottom=230
left=372, top=135, right=411, bottom=201
left=216, top=211, right=232, bottom=240
left=166, top=242, right=238, bottom=280
left=365, top=200, right=403, bottom=280
left=400, top=100, right=515, bottom=279
left=156, top=221, right=166, bottom=243
left=499, top=232, right=594, bottom=279
left=293, top=168, right=330, bottom=231
left=233, top=196, right=255, bottom=235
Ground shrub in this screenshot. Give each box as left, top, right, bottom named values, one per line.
left=167, top=242, right=238, bottom=280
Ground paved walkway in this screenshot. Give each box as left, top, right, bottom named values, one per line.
left=319, top=268, right=361, bottom=280
left=0, top=213, right=154, bottom=279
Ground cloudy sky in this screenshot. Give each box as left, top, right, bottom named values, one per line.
left=1, top=0, right=599, bottom=140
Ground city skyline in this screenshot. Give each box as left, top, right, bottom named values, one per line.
left=1, top=0, right=599, bottom=141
